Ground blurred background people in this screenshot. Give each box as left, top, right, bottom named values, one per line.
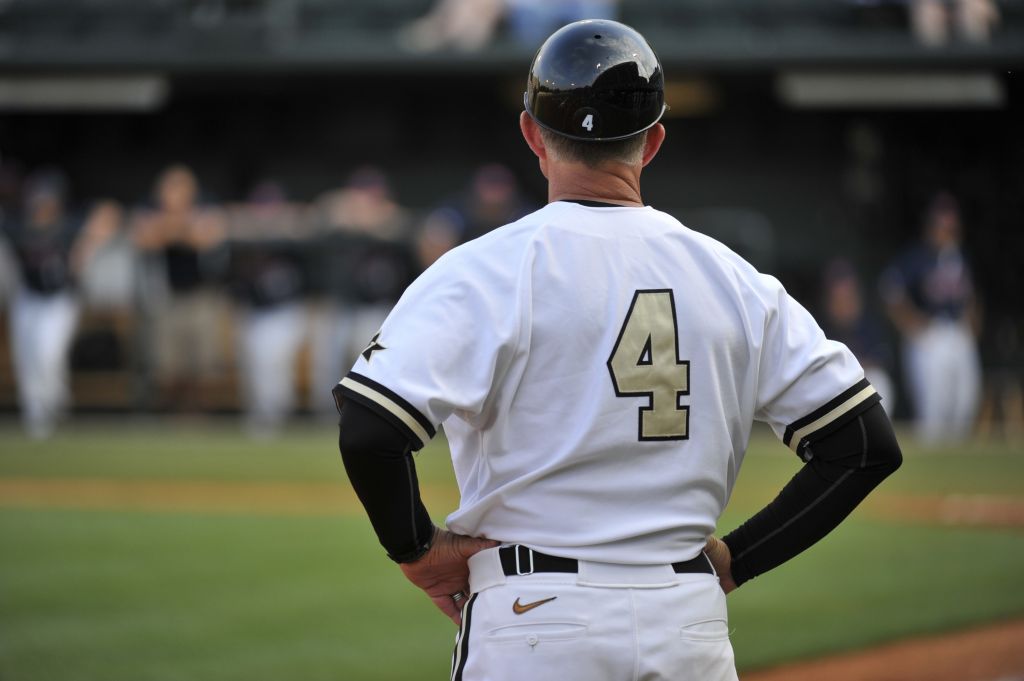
left=414, top=206, right=463, bottom=270
left=414, top=163, right=534, bottom=272
left=911, top=0, right=1000, bottom=45
left=399, top=0, right=505, bottom=52
left=881, top=192, right=981, bottom=443
left=131, top=164, right=228, bottom=412
left=0, top=3, right=1019, bottom=433
left=821, top=259, right=897, bottom=414
left=418, top=163, right=534, bottom=248
left=2, top=169, right=121, bottom=437
left=308, top=167, right=416, bottom=418
left=503, top=0, right=619, bottom=47
left=227, top=181, right=309, bottom=438
left=400, top=0, right=619, bottom=52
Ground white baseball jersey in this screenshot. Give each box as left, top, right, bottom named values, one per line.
left=337, top=200, right=878, bottom=565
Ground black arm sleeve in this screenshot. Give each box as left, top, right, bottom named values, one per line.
left=336, top=392, right=435, bottom=563
left=723, top=402, right=902, bottom=587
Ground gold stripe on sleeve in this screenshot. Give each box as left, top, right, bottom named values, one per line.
left=339, top=377, right=432, bottom=446
left=787, top=385, right=878, bottom=453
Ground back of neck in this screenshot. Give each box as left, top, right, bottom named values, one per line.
left=546, top=161, right=643, bottom=207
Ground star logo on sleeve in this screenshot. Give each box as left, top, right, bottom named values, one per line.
left=361, top=331, right=386, bottom=361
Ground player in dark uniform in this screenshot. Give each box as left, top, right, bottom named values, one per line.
left=227, top=181, right=309, bottom=437
left=881, top=192, right=980, bottom=442
left=308, top=168, right=418, bottom=417
left=3, top=170, right=120, bottom=437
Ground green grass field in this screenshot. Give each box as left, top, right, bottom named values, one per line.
left=1, top=420, right=1023, bottom=680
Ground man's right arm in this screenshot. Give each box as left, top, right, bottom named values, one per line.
left=336, top=394, right=498, bottom=624
left=335, top=394, right=435, bottom=563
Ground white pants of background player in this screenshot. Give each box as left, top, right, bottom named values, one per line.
left=9, top=288, right=79, bottom=439
left=904, top=319, right=981, bottom=444
left=239, top=303, right=306, bottom=437
left=457, top=547, right=738, bottom=681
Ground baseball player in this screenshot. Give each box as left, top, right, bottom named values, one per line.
left=3, top=170, right=120, bottom=438
left=334, top=20, right=902, bottom=681
left=880, top=192, right=980, bottom=443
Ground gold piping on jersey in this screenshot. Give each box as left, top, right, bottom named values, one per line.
left=786, top=384, right=878, bottom=455
left=339, top=376, right=433, bottom=446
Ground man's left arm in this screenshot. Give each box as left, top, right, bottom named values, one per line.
left=706, top=401, right=902, bottom=590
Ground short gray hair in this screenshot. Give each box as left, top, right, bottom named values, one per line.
left=540, top=129, right=648, bottom=168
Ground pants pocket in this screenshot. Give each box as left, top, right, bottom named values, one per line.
left=486, top=621, right=588, bottom=646
left=680, top=617, right=730, bottom=642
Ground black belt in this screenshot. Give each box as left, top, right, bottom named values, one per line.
left=498, top=545, right=714, bottom=577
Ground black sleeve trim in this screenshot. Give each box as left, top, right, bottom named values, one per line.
left=783, top=378, right=881, bottom=459
left=334, top=372, right=437, bottom=450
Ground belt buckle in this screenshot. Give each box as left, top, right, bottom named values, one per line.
left=514, top=545, right=534, bottom=576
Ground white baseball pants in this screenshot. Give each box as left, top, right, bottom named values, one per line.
left=310, top=302, right=391, bottom=417
left=239, top=303, right=306, bottom=436
left=9, top=288, right=79, bottom=438
left=454, top=547, right=738, bottom=681
left=904, top=319, right=981, bottom=443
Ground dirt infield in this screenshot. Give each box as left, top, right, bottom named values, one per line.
left=1, top=477, right=1021, bottom=530
left=743, top=618, right=1024, bottom=681
left=866, top=494, right=1024, bottom=529
left=0, top=477, right=461, bottom=516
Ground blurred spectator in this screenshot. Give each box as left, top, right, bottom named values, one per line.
left=912, top=0, right=952, bottom=44
left=880, top=192, right=981, bottom=443
left=227, top=181, right=308, bottom=437
left=399, top=0, right=505, bottom=52
left=821, top=259, right=897, bottom=415
left=77, top=212, right=137, bottom=312
left=309, top=167, right=416, bottom=417
left=399, top=0, right=618, bottom=52
left=504, top=0, right=619, bottom=48
left=955, top=0, right=1001, bottom=41
left=415, top=206, right=464, bottom=269
left=911, top=0, right=1000, bottom=45
left=414, top=163, right=534, bottom=270
left=2, top=169, right=121, bottom=437
left=131, top=164, right=228, bottom=412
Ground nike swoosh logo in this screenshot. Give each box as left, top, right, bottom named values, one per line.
left=512, top=596, right=558, bottom=615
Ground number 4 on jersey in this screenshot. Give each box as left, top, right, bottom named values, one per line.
left=607, top=289, right=690, bottom=441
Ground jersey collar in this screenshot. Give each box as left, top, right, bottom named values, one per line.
left=557, top=199, right=638, bottom=209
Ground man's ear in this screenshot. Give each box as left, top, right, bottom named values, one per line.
left=641, top=123, right=666, bottom=167
left=520, top=112, right=550, bottom=178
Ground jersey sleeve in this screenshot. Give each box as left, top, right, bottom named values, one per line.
left=753, top=275, right=880, bottom=460
left=332, top=246, right=522, bottom=450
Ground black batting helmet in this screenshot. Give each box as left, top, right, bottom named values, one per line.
left=524, top=20, right=666, bottom=142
